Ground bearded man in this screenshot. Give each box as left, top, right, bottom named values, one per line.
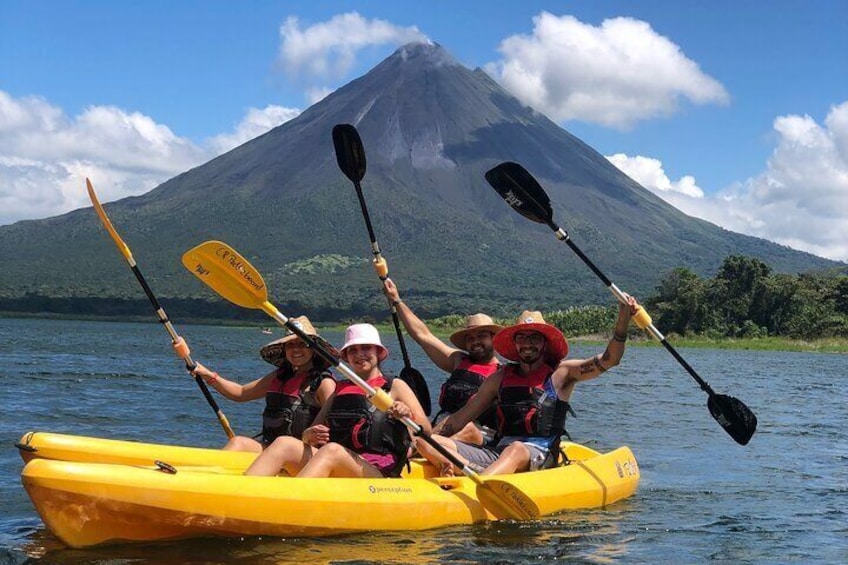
left=418, top=295, right=639, bottom=476
left=383, top=278, right=503, bottom=445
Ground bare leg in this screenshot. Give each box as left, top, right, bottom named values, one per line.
left=296, top=442, right=384, bottom=478
left=450, top=422, right=484, bottom=446
left=415, top=435, right=470, bottom=476
left=244, top=436, right=315, bottom=476
left=481, top=442, right=531, bottom=476
left=223, top=435, right=263, bottom=453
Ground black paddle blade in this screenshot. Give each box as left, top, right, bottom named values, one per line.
left=708, top=394, right=757, bottom=445
left=400, top=366, right=431, bottom=416
left=332, top=124, right=366, bottom=183
left=485, top=162, right=554, bottom=225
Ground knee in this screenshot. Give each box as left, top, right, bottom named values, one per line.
left=267, top=436, right=296, bottom=454
left=500, top=442, right=530, bottom=461
left=316, top=442, right=347, bottom=459
left=227, top=436, right=256, bottom=452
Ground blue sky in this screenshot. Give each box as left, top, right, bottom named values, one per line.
left=1, top=1, right=846, bottom=261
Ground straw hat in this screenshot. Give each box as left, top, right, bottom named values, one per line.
left=259, top=316, right=337, bottom=367
left=339, top=323, right=389, bottom=361
left=448, top=313, right=504, bottom=349
left=493, top=310, right=569, bottom=363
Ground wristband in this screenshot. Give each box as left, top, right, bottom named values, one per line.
left=612, top=332, right=627, bottom=343
left=206, top=372, right=219, bottom=385
left=392, top=299, right=402, bottom=307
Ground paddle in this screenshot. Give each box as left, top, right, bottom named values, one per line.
left=181, top=240, right=538, bottom=520
left=484, top=162, right=758, bottom=446
left=332, top=123, right=432, bottom=416
left=86, top=179, right=235, bottom=439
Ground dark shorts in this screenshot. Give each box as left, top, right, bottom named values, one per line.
left=453, top=441, right=499, bottom=473
left=454, top=436, right=556, bottom=473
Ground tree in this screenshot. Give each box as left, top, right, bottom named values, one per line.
left=647, top=267, right=704, bottom=336
left=706, top=256, right=772, bottom=337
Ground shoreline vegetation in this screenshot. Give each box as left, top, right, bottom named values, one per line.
left=4, top=253, right=848, bottom=354
left=3, top=311, right=846, bottom=354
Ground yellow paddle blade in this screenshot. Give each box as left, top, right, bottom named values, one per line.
left=181, top=241, right=269, bottom=309
left=477, top=480, right=540, bottom=521
left=86, top=178, right=132, bottom=262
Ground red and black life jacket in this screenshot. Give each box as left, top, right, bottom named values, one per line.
left=327, top=375, right=411, bottom=477
left=261, top=368, right=333, bottom=444
left=437, top=357, right=499, bottom=429
left=496, top=363, right=573, bottom=439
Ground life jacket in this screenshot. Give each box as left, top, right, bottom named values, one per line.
left=327, top=375, right=411, bottom=477
left=261, top=368, right=332, bottom=444
left=436, top=357, right=499, bottom=430
left=496, top=363, right=573, bottom=440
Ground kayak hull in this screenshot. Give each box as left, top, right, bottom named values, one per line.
left=20, top=434, right=639, bottom=548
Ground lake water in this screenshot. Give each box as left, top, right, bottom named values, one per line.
left=1, top=317, right=845, bottom=564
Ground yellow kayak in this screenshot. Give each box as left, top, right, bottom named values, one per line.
left=16, top=431, right=437, bottom=478
left=20, top=437, right=639, bottom=548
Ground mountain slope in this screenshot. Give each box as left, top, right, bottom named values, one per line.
left=0, top=42, right=840, bottom=320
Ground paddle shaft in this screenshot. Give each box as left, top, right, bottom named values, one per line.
left=87, top=181, right=235, bottom=439
left=485, top=161, right=754, bottom=444
left=551, top=224, right=718, bottom=397
left=129, top=263, right=239, bottom=411
left=352, top=180, right=415, bottom=368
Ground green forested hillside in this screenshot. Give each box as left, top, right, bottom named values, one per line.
left=0, top=43, right=842, bottom=321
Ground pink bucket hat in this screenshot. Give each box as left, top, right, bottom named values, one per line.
left=339, top=323, right=389, bottom=361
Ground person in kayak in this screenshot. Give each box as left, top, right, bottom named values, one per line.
left=289, top=322, right=431, bottom=478
left=383, top=278, right=502, bottom=446
left=417, top=296, right=639, bottom=476
left=190, top=316, right=337, bottom=454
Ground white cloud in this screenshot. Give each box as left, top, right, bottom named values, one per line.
left=277, top=12, right=427, bottom=103
left=208, top=105, right=301, bottom=154
left=486, top=12, right=729, bottom=129
left=306, top=87, right=334, bottom=105
left=0, top=91, right=297, bottom=225
left=607, top=101, right=848, bottom=262
left=606, top=153, right=704, bottom=198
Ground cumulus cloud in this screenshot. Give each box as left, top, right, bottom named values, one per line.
left=607, top=101, right=848, bottom=262
left=208, top=105, right=301, bottom=154
left=486, top=12, right=729, bottom=129
left=606, top=153, right=704, bottom=198
left=277, top=12, right=427, bottom=99
left=0, top=91, right=297, bottom=225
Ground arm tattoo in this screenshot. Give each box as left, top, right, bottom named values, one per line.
left=592, top=355, right=607, bottom=373
left=579, top=360, right=596, bottom=375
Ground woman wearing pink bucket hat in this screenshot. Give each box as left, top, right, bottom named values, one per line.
left=290, top=323, right=431, bottom=478
left=417, top=294, right=642, bottom=478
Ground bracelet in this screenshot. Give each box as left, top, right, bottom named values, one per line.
left=612, top=332, right=627, bottom=343
left=392, top=299, right=402, bottom=307
left=206, top=372, right=219, bottom=385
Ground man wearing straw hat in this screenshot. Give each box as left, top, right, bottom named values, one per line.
left=418, top=295, right=640, bottom=476
left=384, top=278, right=502, bottom=446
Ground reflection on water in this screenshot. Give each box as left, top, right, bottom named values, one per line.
left=2, top=318, right=847, bottom=564
left=15, top=519, right=634, bottom=565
